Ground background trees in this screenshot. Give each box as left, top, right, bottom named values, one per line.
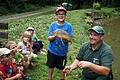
left=0, top=0, right=119, bottom=15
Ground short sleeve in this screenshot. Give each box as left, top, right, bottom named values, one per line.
left=100, top=48, right=114, bottom=68
left=76, top=44, right=85, bottom=61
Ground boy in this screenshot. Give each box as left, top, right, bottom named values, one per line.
left=0, top=48, right=22, bottom=80
left=47, top=6, right=73, bottom=80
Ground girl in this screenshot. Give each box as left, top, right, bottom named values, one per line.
left=17, top=31, right=37, bottom=61
left=26, top=26, right=44, bottom=54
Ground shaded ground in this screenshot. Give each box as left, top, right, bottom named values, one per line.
left=0, top=6, right=54, bottom=22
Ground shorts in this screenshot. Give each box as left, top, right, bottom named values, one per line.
left=47, top=50, right=67, bottom=70
left=32, top=40, right=43, bottom=51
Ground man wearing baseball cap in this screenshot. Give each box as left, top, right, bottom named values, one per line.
left=88, top=25, right=105, bottom=35
left=63, top=26, right=114, bottom=80
left=47, top=6, right=73, bottom=80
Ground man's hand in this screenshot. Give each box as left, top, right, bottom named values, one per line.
left=63, top=66, right=72, bottom=74
left=78, top=61, right=92, bottom=68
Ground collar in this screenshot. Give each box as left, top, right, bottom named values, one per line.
left=56, top=21, right=65, bottom=26
left=89, top=41, right=103, bottom=51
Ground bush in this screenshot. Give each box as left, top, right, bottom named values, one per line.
left=93, top=2, right=101, bottom=10
left=0, top=6, right=9, bottom=15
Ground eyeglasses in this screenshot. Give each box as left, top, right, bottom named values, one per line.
left=56, top=13, right=66, bottom=16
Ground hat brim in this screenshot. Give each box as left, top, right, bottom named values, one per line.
left=88, top=29, right=104, bottom=35
left=26, top=27, right=34, bottom=31
left=56, top=9, right=67, bottom=14
left=27, top=29, right=34, bottom=31
left=4, top=50, right=12, bottom=55
left=0, top=48, right=12, bottom=56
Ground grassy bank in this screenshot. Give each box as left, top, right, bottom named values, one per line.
left=8, top=9, right=89, bottom=80
left=7, top=8, right=120, bottom=80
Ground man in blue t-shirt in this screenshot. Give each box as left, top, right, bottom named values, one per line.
left=47, top=6, right=73, bottom=80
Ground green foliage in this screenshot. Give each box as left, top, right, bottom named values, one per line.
left=0, top=3, right=44, bottom=15
left=29, top=0, right=46, bottom=6
left=112, top=0, right=120, bottom=7
left=101, top=8, right=120, bottom=17
left=0, top=6, right=9, bottom=16
left=93, top=2, right=101, bottom=10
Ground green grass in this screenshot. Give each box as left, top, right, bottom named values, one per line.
left=7, top=8, right=120, bottom=80
left=8, top=9, right=90, bottom=80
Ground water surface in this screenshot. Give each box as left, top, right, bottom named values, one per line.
left=103, top=17, right=120, bottom=80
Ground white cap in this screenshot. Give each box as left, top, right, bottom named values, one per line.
left=26, top=26, right=34, bottom=31
left=0, top=48, right=12, bottom=56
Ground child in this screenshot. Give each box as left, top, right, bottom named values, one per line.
left=5, top=41, right=24, bottom=63
left=47, top=6, right=73, bottom=80
left=0, top=48, right=22, bottom=80
left=5, top=41, right=30, bottom=80
left=26, top=26, right=44, bottom=54
left=17, top=31, right=37, bottom=60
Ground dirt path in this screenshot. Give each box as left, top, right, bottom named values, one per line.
left=0, top=6, right=54, bottom=22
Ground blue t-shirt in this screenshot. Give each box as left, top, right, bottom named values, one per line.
left=48, top=21, right=73, bottom=56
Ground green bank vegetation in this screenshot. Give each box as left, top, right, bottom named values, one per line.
left=7, top=7, right=120, bottom=80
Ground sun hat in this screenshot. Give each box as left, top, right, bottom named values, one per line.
left=55, top=6, right=67, bottom=14
left=88, top=26, right=105, bottom=35
left=26, top=26, right=34, bottom=31
left=0, top=48, right=12, bottom=56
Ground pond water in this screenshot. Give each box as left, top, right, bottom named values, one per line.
left=103, top=17, right=120, bottom=80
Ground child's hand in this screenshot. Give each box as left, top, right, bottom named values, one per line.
left=17, top=49, right=22, bottom=52
left=0, top=71, right=2, bottom=77
left=5, top=78, right=11, bottom=80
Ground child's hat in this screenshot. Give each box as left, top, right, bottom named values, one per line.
left=55, top=6, right=67, bottom=14
left=0, top=48, right=12, bottom=56
left=26, top=26, right=34, bottom=31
